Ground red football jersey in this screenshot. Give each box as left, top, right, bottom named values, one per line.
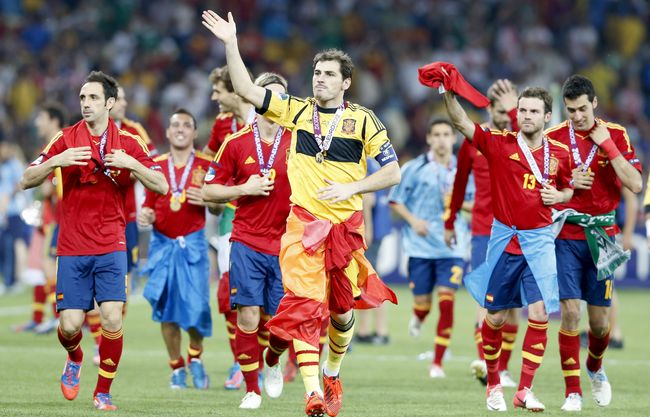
left=445, top=139, right=493, bottom=236
left=205, top=112, right=244, bottom=154
left=546, top=119, right=642, bottom=239
left=35, top=123, right=160, bottom=256
left=472, top=124, right=573, bottom=249
left=118, top=118, right=156, bottom=223
left=205, top=125, right=292, bottom=255
left=143, top=152, right=211, bottom=238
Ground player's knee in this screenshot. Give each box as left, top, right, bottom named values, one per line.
left=560, top=301, right=581, bottom=330
left=237, top=306, right=260, bottom=330
left=588, top=318, right=609, bottom=337
left=100, top=308, right=123, bottom=331
left=59, top=321, right=82, bottom=337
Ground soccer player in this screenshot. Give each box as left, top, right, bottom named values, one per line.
left=203, top=72, right=293, bottom=409
left=389, top=119, right=468, bottom=378
left=545, top=75, right=642, bottom=411
left=202, top=11, right=400, bottom=417
left=20, top=71, right=168, bottom=410
left=139, top=108, right=214, bottom=391
left=442, top=86, right=573, bottom=412
left=12, top=103, right=66, bottom=334
left=204, top=65, right=256, bottom=390
left=444, top=79, right=521, bottom=387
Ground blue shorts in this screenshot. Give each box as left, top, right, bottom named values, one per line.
left=125, top=221, right=138, bottom=273
left=229, top=241, right=284, bottom=315
left=556, top=239, right=613, bottom=306
left=470, top=235, right=489, bottom=271
left=56, top=251, right=127, bottom=311
left=484, top=252, right=543, bottom=310
left=407, top=257, right=464, bottom=295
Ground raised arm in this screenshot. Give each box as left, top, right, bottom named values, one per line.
left=201, top=11, right=266, bottom=108
left=443, top=91, right=477, bottom=140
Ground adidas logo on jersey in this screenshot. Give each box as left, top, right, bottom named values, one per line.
left=509, top=152, right=520, bottom=161
left=244, top=156, right=256, bottom=164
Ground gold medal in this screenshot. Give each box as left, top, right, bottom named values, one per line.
left=315, top=151, right=324, bottom=164
left=170, top=197, right=181, bottom=212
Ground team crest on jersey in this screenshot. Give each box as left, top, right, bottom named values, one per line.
left=550, top=156, right=559, bottom=175
left=191, top=166, right=206, bottom=186
left=205, top=166, right=216, bottom=182
left=342, top=118, right=356, bottom=134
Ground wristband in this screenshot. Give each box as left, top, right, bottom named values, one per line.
left=599, top=138, right=621, bottom=160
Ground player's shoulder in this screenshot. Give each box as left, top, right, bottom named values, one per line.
left=122, top=118, right=151, bottom=142
left=487, top=127, right=516, bottom=139
left=223, top=125, right=252, bottom=144
left=195, top=150, right=213, bottom=162
left=601, top=118, right=628, bottom=135
left=153, top=153, right=170, bottom=163
left=216, top=112, right=235, bottom=121
left=544, top=120, right=569, bottom=137
left=548, top=138, right=570, bottom=153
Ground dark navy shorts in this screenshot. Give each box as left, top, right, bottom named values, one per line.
left=556, top=239, right=613, bottom=307
left=56, top=251, right=127, bottom=311
left=407, top=257, right=464, bottom=295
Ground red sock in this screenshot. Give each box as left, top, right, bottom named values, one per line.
left=481, top=318, right=503, bottom=386
left=288, top=343, right=298, bottom=364
left=224, top=311, right=238, bottom=363
left=433, top=292, right=454, bottom=366
left=85, top=312, right=102, bottom=348
left=474, top=324, right=484, bottom=360
left=57, top=326, right=83, bottom=363
left=32, top=285, right=46, bottom=323
left=235, top=326, right=260, bottom=394
left=586, top=329, right=610, bottom=373
left=258, top=314, right=270, bottom=369
left=518, top=319, right=548, bottom=390
left=499, top=322, right=518, bottom=371
left=94, top=327, right=123, bottom=395
left=319, top=315, right=329, bottom=355
left=413, top=302, right=431, bottom=323
left=266, top=333, right=290, bottom=367
left=187, top=344, right=202, bottom=363
left=559, top=328, right=582, bottom=396
left=170, top=356, right=185, bottom=370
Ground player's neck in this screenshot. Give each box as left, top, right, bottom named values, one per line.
left=235, top=103, right=254, bottom=123
left=170, top=146, right=194, bottom=165
left=521, top=131, right=543, bottom=148
left=431, top=150, right=451, bottom=166
left=256, top=117, right=278, bottom=140
left=316, top=94, right=344, bottom=109
left=86, top=117, right=109, bottom=136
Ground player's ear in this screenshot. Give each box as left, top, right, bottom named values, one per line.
left=342, top=78, right=351, bottom=92
left=105, top=96, right=116, bottom=111
left=544, top=112, right=552, bottom=123
left=592, top=96, right=598, bottom=111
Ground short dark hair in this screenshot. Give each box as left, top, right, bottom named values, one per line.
left=209, top=65, right=253, bottom=93
left=518, top=87, right=552, bottom=114
left=313, top=49, right=354, bottom=81
left=41, top=102, right=67, bottom=128
left=562, top=74, right=596, bottom=102
left=254, top=72, right=288, bottom=90
left=428, top=118, right=454, bottom=132
left=171, top=108, right=197, bottom=129
left=84, top=71, right=118, bottom=102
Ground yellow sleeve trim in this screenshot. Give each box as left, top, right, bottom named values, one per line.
left=119, top=129, right=150, bottom=154
left=42, top=131, right=64, bottom=154
left=123, top=118, right=152, bottom=144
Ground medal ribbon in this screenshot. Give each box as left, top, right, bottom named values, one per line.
left=252, top=121, right=283, bottom=176
left=312, top=102, right=345, bottom=155
left=168, top=150, right=195, bottom=198
left=517, top=132, right=550, bottom=185
left=568, top=121, right=598, bottom=172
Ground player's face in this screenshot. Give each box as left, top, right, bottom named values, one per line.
left=211, top=81, right=238, bottom=113
left=517, top=97, right=551, bottom=136
left=79, top=82, right=114, bottom=124
left=312, top=60, right=351, bottom=104
left=111, top=87, right=128, bottom=121
left=564, top=94, right=597, bottom=131
left=426, top=123, right=455, bottom=158
left=35, top=110, right=55, bottom=141
left=488, top=100, right=510, bottom=130
left=167, top=113, right=197, bottom=150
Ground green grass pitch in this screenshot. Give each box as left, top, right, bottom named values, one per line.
left=1, top=286, right=649, bottom=416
